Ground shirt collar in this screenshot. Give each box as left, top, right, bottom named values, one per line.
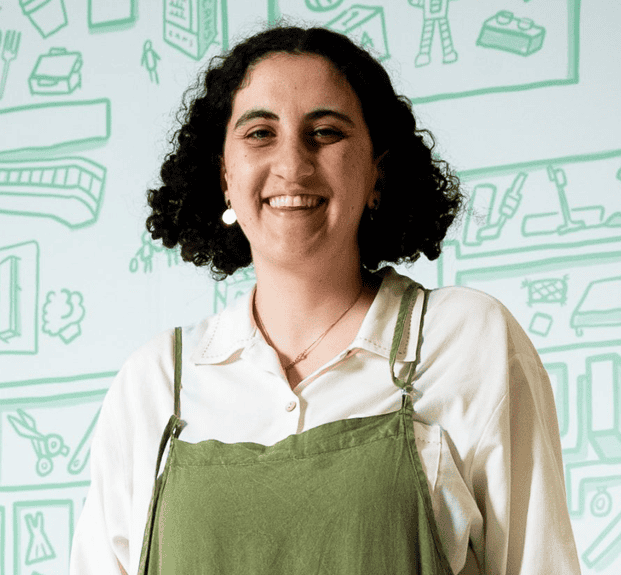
left=190, top=266, right=423, bottom=365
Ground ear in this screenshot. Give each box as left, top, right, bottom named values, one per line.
left=219, top=155, right=228, bottom=193
left=373, top=149, right=388, bottom=172
left=369, top=150, right=388, bottom=207
left=367, top=194, right=380, bottom=210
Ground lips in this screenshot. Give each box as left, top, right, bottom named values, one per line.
left=265, top=195, right=326, bottom=209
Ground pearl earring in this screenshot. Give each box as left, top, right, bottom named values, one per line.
left=222, top=199, right=237, bottom=225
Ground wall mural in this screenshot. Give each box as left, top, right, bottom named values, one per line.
left=1, top=0, right=619, bottom=573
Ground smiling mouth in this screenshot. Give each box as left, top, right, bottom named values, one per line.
left=266, top=195, right=326, bottom=209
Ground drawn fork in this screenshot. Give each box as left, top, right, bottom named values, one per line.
left=0, top=30, right=22, bottom=99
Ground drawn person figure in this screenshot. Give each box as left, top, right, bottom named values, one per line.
left=129, top=231, right=156, bottom=273
left=409, top=0, right=459, bottom=67
left=140, top=40, right=160, bottom=84
left=70, top=26, right=580, bottom=575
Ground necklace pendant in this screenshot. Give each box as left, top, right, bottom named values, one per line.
left=254, top=283, right=364, bottom=373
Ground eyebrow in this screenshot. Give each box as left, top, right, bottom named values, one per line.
left=233, top=108, right=355, bottom=130
left=233, top=109, right=278, bottom=130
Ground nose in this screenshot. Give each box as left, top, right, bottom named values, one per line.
left=271, top=136, right=315, bottom=182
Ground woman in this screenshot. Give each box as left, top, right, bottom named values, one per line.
left=70, top=26, right=580, bottom=574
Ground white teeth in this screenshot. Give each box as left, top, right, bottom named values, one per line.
left=268, top=195, right=323, bottom=208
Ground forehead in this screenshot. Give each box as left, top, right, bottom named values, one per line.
left=231, top=53, right=362, bottom=116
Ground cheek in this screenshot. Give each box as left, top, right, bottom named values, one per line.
left=226, top=154, right=261, bottom=188
left=340, top=141, right=375, bottom=175
left=343, top=156, right=377, bottom=196
left=329, top=147, right=359, bottom=177
left=222, top=141, right=249, bottom=185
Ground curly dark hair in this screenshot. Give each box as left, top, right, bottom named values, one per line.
left=146, top=25, right=463, bottom=280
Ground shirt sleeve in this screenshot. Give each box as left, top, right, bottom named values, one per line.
left=69, top=374, right=131, bottom=575
left=470, top=344, right=581, bottom=574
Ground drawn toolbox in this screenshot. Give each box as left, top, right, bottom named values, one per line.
left=29, top=47, right=82, bottom=95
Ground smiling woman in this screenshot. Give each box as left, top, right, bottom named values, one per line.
left=70, top=25, right=581, bottom=575
left=145, top=26, right=462, bottom=279
left=221, top=53, right=380, bottom=279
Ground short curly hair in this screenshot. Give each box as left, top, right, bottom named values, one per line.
left=146, top=25, right=463, bottom=280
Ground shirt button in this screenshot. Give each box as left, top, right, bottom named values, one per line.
left=286, top=401, right=297, bottom=412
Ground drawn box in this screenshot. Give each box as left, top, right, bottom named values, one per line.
left=529, top=312, right=553, bottom=337
left=13, top=500, right=73, bottom=575
left=29, top=48, right=82, bottom=96
left=0, top=255, right=20, bottom=342
left=0, top=100, right=110, bottom=156
left=0, top=242, right=38, bottom=354
left=477, top=10, right=545, bottom=56
left=326, top=5, right=389, bottom=61
left=88, top=0, right=136, bottom=29
left=2, top=399, right=103, bottom=487
left=586, top=354, right=621, bottom=463
left=164, top=0, right=218, bottom=60
left=571, top=276, right=621, bottom=337
left=19, top=0, right=68, bottom=38
left=544, top=363, right=569, bottom=437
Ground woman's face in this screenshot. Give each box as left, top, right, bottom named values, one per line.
left=221, top=52, right=381, bottom=270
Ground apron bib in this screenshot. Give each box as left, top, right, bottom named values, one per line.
left=138, top=284, right=453, bottom=574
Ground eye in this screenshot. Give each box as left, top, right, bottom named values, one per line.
left=309, top=127, right=345, bottom=143
left=246, top=128, right=273, bottom=141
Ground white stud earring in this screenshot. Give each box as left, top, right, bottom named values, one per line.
left=222, top=199, right=237, bottom=225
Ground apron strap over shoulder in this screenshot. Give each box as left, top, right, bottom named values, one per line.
left=174, top=326, right=182, bottom=419
left=388, top=283, right=429, bottom=395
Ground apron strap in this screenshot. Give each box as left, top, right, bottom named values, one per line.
left=174, top=326, right=182, bottom=419
left=151, top=327, right=186, bottom=482
left=152, top=413, right=184, bottom=481
left=388, top=283, right=429, bottom=395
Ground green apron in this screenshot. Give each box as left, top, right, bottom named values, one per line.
left=138, top=284, right=453, bottom=574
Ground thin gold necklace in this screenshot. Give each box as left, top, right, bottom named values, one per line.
left=253, top=285, right=364, bottom=371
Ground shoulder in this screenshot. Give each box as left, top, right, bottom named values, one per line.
left=99, top=329, right=175, bottom=423
left=117, top=314, right=218, bottom=378
left=120, top=328, right=176, bottom=373
left=428, top=284, right=511, bottom=323
left=424, top=284, right=533, bottom=357
left=378, top=268, right=531, bottom=358
left=410, top=280, right=544, bottom=411
left=381, top=267, right=510, bottom=322
left=103, top=318, right=211, bottom=407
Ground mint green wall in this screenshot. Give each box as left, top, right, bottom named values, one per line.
left=1, top=1, right=619, bottom=573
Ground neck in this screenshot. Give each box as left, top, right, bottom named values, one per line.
left=251, top=252, right=378, bottom=360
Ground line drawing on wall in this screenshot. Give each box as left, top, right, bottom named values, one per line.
left=163, top=0, right=229, bottom=60
left=29, top=48, right=82, bottom=96
left=8, top=409, right=70, bottom=477
left=42, top=289, right=86, bottom=344
left=0, top=29, right=21, bottom=100
left=19, top=0, right=68, bottom=38
left=0, top=241, right=39, bottom=355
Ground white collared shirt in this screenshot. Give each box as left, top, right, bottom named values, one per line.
left=70, top=267, right=580, bottom=575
